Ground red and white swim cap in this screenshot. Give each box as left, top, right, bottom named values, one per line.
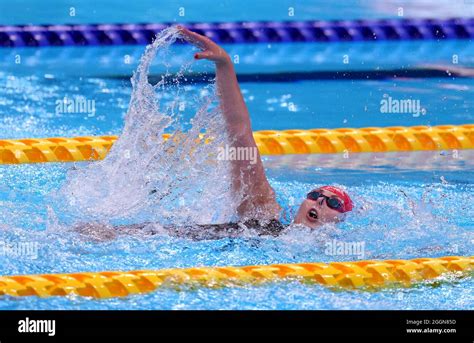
left=320, top=186, right=353, bottom=213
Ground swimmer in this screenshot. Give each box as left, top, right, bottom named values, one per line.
left=177, top=26, right=353, bottom=229
left=74, top=27, right=354, bottom=241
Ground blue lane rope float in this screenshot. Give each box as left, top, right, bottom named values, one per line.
left=1, top=18, right=473, bottom=47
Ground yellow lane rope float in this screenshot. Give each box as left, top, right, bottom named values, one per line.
left=0, top=256, right=472, bottom=299
left=0, top=124, right=473, bottom=164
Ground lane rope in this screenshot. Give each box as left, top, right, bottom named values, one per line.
left=0, top=256, right=472, bottom=298
left=1, top=18, right=473, bottom=47
left=1, top=124, right=473, bottom=164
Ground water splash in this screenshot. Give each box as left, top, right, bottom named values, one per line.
left=57, top=27, right=236, bottom=226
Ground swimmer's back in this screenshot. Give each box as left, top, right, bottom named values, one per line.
left=171, top=219, right=286, bottom=240
left=119, top=219, right=287, bottom=240
left=74, top=219, right=287, bottom=242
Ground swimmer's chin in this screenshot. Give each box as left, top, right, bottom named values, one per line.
left=289, top=210, right=319, bottom=229
left=288, top=222, right=312, bottom=230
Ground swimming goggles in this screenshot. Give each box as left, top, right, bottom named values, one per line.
left=306, top=190, right=344, bottom=213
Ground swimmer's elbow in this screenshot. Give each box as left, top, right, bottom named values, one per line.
left=227, top=120, right=253, bottom=142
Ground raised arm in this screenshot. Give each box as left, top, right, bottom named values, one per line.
left=178, top=26, right=281, bottom=220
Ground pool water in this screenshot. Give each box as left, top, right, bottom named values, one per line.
left=0, top=153, right=473, bottom=309
left=1, top=0, right=473, bottom=25
left=2, top=47, right=474, bottom=138
left=0, top=2, right=473, bottom=310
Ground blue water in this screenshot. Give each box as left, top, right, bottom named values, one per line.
left=3, top=40, right=474, bottom=76
left=1, top=71, right=473, bottom=138
left=1, top=0, right=473, bottom=25
left=2, top=278, right=473, bottom=310
left=0, top=2, right=473, bottom=310
left=0, top=152, right=473, bottom=309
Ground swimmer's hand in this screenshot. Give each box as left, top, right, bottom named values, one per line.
left=178, top=26, right=230, bottom=65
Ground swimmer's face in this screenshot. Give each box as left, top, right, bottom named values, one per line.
left=293, top=188, right=344, bottom=228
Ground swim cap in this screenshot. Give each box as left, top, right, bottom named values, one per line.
left=320, top=186, right=353, bottom=212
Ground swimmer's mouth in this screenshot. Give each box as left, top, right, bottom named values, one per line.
left=307, top=208, right=319, bottom=222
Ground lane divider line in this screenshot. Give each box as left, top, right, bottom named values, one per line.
left=0, top=256, right=472, bottom=298
left=1, top=124, right=473, bottom=164
left=1, top=18, right=473, bottom=47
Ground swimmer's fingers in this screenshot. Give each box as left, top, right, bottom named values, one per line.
left=177, top=26, right=213, bottom=50
left=177, top=26, right=229, bottom=64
